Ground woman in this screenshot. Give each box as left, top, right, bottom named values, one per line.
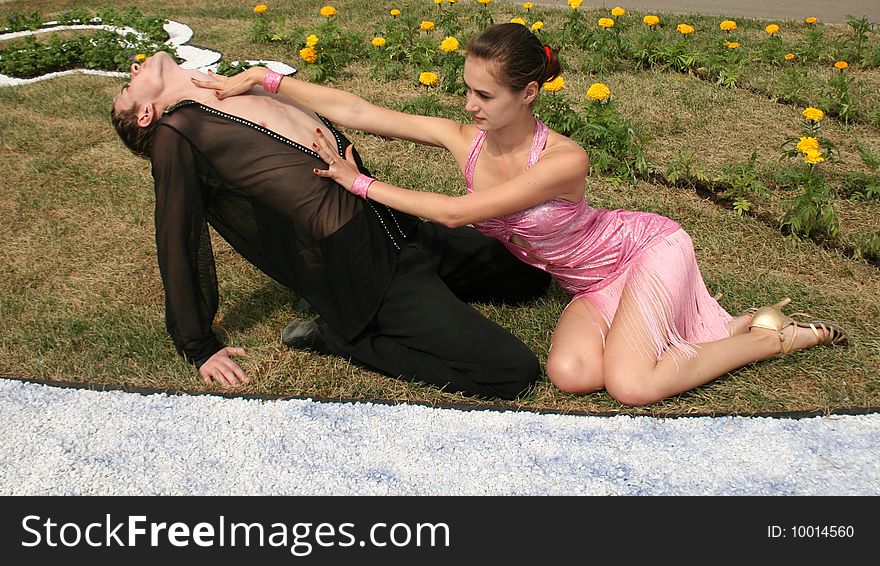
left=195, top=23, right=847, bottom=406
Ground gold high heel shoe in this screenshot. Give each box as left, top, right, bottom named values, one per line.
left=748, top=305, right=848, bottom=356
left=727, top=297, right=792, bottom=336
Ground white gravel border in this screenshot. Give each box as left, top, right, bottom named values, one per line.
left=1, top=379, right=877, bottom=495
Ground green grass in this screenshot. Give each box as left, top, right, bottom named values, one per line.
left=1, top=0, right=879, bottom=415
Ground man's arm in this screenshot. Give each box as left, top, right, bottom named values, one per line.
left=151, top=123, right=249, bottom=388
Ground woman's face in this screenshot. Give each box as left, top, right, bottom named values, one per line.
left=463, top=57, right=530, bottom=131
left=112, top=51, right=174, bottom=119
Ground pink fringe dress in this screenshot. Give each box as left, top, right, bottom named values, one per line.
left=466, top=119, right=733, bottom=360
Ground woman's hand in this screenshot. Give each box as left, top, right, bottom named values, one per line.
left=191, top=67, right=267, bottom=100
left=311, top=128, right=360, bottom=193
left=198, top=347, right=249, bottom=389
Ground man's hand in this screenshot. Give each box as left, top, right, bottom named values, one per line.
left=198, top=347, right=249, bottom=389
left=191, top=67, right=266, bottom=100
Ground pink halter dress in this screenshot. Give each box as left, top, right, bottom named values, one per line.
left=466, top=119, right=732, bottom=360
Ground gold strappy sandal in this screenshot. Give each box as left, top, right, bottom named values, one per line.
left=727, top=297, right=792, bottom=336
left=748, top=305, right=848, bottom=356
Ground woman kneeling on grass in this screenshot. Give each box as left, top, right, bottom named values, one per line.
left=195, top=23, right=847, bottom=406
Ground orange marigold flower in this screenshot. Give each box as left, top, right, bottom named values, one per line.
left=320, top=6, right=336, bottom=18
left=418, top=71, right=439, bottom=87
left=802, top=107, right=825, bottom=122
left=253, top=4, right=268, bottom=14
left=805, top=17, right=817, bottom=24
left=586, top=82, right=611, bottom=102
left=719, top=20, right=736, bottom=31
left=299, top=47, right=318, bottom=63
left=543, top=75, right=564, bottom=92
left=420, top=20, right=435, bottom=31
left=834, top=61, right=848, bottom=70
left=784, top=53, right=795, bottom=60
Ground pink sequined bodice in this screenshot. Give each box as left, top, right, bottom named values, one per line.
left=466, top=119, right=680, bottom=297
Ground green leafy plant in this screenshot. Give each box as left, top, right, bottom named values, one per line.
left=777, top=110, right=839, bottom=239
left=715, top=151, right=770, bottom=215
left=665, top=149, right=709, bottom=188
left=853, top=230, right=880, bottom=260
left=841, top=144, right=880, bottom=200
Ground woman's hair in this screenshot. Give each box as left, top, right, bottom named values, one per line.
left=466, top=23, right=561, bottom=92
left=110, top=101, right=158, bottom=160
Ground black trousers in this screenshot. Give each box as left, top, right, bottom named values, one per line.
left=318, top=222, right=551, bottom=400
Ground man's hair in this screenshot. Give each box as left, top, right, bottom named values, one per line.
left=110, top=101, right=158, bottom=160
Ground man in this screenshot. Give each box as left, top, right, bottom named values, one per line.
left=111, top=52, right=550, bottom=399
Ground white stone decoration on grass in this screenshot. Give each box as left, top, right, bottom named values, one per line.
left=0, top=19, right=296, bottom=87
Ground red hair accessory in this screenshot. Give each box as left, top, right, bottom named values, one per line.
left=543, top=45, right=552, bottom=62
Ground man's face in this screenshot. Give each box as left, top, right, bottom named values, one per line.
left=112, top=52, right=173, bottom=118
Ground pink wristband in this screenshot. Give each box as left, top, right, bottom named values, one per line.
left=262, top=69, right=284, bottom=94
left=350, top=173, right=374, bottom=199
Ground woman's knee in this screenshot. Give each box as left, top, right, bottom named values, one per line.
left=546, top=351, right=603, bottom=394
left=603, top=371, right=659, bottom=407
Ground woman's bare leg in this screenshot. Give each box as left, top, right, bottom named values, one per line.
left=546, top=299, right=608, bottom=394
left=602, top=285, right=825, bottom=406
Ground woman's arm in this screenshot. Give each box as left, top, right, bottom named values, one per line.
left=192, top=67, right=465, bottom=150
left=312, top=130, right=589, bottom=228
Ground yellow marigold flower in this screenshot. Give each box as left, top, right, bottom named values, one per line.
left=134, top=53, right=146, bottom=63
left=802, top=107, right=825, bottom=122
left=796, top=137, right=819, bottom=154
left=784, top=53, right=795, bottom=60
left=523, top=2, right=534, bottom=9
left=586, top=82, right=611, bottom=102
left=765, top=23, right=779, bottom=35
left=299, top=46, right=318, bottom=64
left=643, top=15, right=659, bottom=26
left=611, top=7, right=625, bottom=17
left=676, top=23, right=695, bottom=35
left=435, top=0, right=442, bottom=4
left=419, top=71, right=439, bottom=87
left=420, top=20, right=435, bottom=31
left=390, top=9, right=401, bottom=16
left=834, top=60, right=848, bottom=70
left=598, top=18, right=615, bottom=29
left=543, top=75, right=564, bottom=92
left=805, top=17, right=817, bottom=24
left=803, top=149, right=824, bottom=165
left=719, top=20, right=736, bottom=31
left=531, top=21, right=544, bottom=31
left=253, top=4, right=268, bottom=14
left=725, top=41, right=740, bottom=49
left=371, top=37, right=386, bottom=47
left=447, top=0, right=458, bottom=3
left=440, top=36, right=460, bottom=53
left=477, top=0, right=492, bottom=5
left=306, top=34, right=319, bottom=47
left=568, top=0, right=583, bottom=9
left=320, top=6, right=336, bottom=18
left=511, top=17, right=526, bottom=26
